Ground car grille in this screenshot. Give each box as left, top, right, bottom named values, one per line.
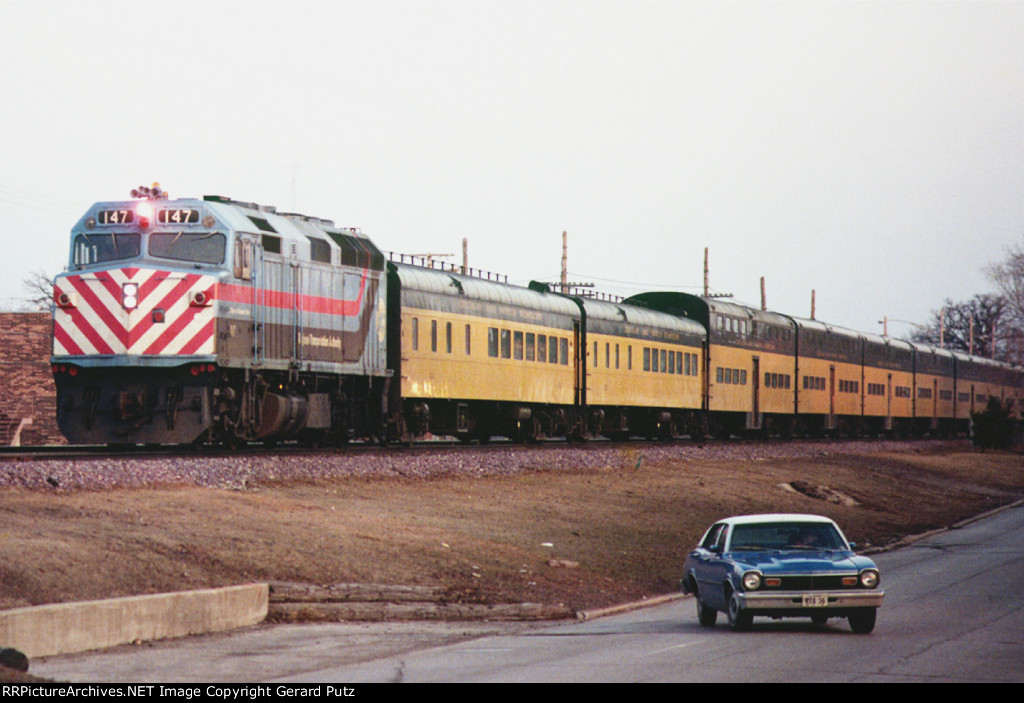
left=773, top=575, right=858, bottom=591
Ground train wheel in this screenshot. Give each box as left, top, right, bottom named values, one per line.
left=780, top=417, right=794, bottom=440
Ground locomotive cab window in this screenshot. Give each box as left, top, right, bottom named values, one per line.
left=233, top=238, right=254, bottom=280
left=73, top=232, right=141, bottom=266
left=150, top=232, right=226, bottom=265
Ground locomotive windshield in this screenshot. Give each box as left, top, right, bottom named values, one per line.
left=149, top=232, right=226, bottom=265
left=73, top=232, right=141, bottom=266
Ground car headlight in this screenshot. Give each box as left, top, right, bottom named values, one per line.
left=859, top=569, right=879, bottom=588
left=742, top=571, right=762, bottom=591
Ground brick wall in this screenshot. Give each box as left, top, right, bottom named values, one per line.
left=0, top=313, right=63, bottom=445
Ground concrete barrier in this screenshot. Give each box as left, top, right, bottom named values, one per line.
left=0, top=583, right=268, bottom=658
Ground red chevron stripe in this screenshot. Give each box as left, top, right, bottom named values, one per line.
left=66, top=274, right=126, bottom=349
left=141, top=299, right=209, bottom=354
left=128, top=272, right=203, bottom=347
left=177, top=318, right=216, bottom=355
left=53, top=320, right=86, bottom=356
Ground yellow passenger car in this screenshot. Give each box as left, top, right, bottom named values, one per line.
left=581, top=297, right=705, bottom=438
left=388, top=263, right=580, bottom=441
left=860, top=334, right=915, bottom=436
left=791, top=319, right=867, bottom=436
left=955, top=354, right=1012, bottom=418
left=912, top=344, right=957, bottom=435
left=624, top=293, right=797, bottom=437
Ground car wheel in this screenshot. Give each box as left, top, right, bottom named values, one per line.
left=696, top=591, right=718, bottom=627
left=727, top=590, right=752, bottom=631
left=848, top=608, right=877, bottom=634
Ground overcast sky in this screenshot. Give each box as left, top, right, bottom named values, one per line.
left=2, top=0, right=1023, bottom=337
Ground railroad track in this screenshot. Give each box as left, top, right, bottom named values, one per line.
left=0, top=433, right=960, bottom=462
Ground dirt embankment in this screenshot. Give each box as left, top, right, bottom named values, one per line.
left=1, top=441, right=1022, bottom=615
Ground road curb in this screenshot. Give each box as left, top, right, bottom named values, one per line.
left=0, top=583, right=268, bottom=659
left=867, top=498, right=1024, bottom=553
left=576, top=593, right=684, bottom=621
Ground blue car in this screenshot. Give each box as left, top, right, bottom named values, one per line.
left=680, top=514, right=884, bottom=633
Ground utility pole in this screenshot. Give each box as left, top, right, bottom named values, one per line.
left=561, top=231, right=568, bottom=294
left=702, top=247, right=733, bottom=299
left=704, top=248, right=709, bottom=297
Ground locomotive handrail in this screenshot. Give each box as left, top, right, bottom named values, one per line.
left=387, top=251, right=508, bottom=283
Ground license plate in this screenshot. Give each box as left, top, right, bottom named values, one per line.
left=802, top=594, right=829, bottom=607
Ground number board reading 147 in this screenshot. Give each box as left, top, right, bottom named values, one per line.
left=158, top=209, right=200, bottom=224
left=97, top=209, right=134, bottom=225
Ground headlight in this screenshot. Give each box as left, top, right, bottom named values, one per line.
left=859, top=569, right=879, bottom=588
left=122, top=282, right=139, bottom=310
left=742, top=571, right=762, bottom=591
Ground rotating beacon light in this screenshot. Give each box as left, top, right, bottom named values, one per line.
left=135, top=201, right=154, bottom=229
left=130, top=182, right=166, bottom=229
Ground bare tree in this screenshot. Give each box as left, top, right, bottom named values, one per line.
left=988, top=241, right=1024, bottom=364
left=909, top=294, right=1010, bottom=360
left=20, top=270, right=54, bottom=312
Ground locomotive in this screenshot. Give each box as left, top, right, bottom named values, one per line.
left=52, top=188, right=388, bottom=445
left=50, top=189, right=1024, bottom=446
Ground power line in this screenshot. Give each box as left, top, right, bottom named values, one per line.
left=0, top=184, right=81, bottom=216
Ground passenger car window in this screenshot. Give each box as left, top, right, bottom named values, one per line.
left=488, top=328, right=499, bottom=357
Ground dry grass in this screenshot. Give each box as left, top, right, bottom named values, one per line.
left=1, top=445, right=1022, bottom=613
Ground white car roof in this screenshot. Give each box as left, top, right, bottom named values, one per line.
left=721, top=514, right=836, bottom=525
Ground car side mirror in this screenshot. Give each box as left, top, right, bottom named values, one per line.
left=708, top=544, right=723, bottom=554
left=849, top=542, right=857, bottom=551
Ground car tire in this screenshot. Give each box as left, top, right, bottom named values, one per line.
left=848, top=608, right=877, bottom=634
left=696, top=591, right=718, bottom=627
left=727, top=590, right=752, bottom=631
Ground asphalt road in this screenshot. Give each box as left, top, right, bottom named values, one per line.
left=35, top=504, right=1024, bottom=683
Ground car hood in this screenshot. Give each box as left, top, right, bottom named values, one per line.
left=727, top=550, right=875, bottom=573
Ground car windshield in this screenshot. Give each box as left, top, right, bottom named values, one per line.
left=729, top=522, right=847, bottom=551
